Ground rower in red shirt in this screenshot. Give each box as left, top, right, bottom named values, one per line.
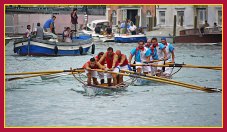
left=98, top=47, right=120, bottom=86
left=95, top=52, right=105, bottom=84
left=115, top=50, right=130, bottom=84
left=83, top=58, right=105, bottom=86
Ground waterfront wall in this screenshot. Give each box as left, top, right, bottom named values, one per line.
left=5, top=14, right=105, bottom=34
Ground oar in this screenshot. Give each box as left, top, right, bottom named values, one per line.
left=40, top=72, right=78, bottom=80
left=5, top=69, right=85, bottom=76
left=121, top=70, right=221, bottom=93
left=89, top=69, right=221, bottom=93
left=130, top=63, right=222, bottom=70
left=6, top=71, right=82, bottom=81
left=6, top=72, right=58, bottom=81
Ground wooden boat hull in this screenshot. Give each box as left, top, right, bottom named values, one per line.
left=82, top=83, right=128, bottom=96
left=82, top=30, right=114, bottom=42
left=174, top=28, right=222, bottom=43
left=174, top=34, right=222, bottom=43
left=13, top=37, right=95, bottom=56
left=114, top=34, right=147, bottom=43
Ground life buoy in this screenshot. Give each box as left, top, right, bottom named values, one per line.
left=79, top=46, right=83, bottom=55
left=54, top=45, right=58, bottom=55
left=91, top=44, right=95, bottom=54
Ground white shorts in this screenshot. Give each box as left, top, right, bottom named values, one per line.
left=157, top=61, right=165, bottom=71
left=107, top=66, right=120, bottom=78
left=135, top=62, right=151, bottom=73
left=98, top=72, right=104, bottom=79
left=163, top=67, right=173, bottom=75
left=120, top=65, right=130, bottom=71
left=151, top=62, right=158, bottom=75
left=85, top=69, right=97, bottom=78
left=44, top=28, right=51, bottom=33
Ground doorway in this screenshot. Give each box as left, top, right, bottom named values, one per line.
left=127, top=9, right=138, bottom=25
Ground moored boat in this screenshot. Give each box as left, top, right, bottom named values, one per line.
left=13, top=36, right=95, bottom=56
left=174, top=27, right=222, bottom=44
left=5, top=36, right=23, bottom=45
left=114, top=34, right=147, bottom=43
left=82, top=20, right=115, bottom=42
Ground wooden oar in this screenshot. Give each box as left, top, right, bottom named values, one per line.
left=121, top=70, right=221, bottom=93
left=6, top=71, right=81, bottom=81
left=130, top=63, right=222, bottom=70
left=89, top=69, right=221, bottom=93
left=40, top=72, right=78, bottom=80
left=6, top=72, right=58, bottom=81
left=5, top=69, right=85, bottom=76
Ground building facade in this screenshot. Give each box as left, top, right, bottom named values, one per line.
left=156, top=5, right=222, bottom=28
left=106, top=5, right=156, bottom=27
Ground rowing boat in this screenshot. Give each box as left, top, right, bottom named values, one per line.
left=70, top=69, right=129, bottom=96
left=82, top=83, right=128, bottom=96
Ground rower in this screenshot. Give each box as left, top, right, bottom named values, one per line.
left=115, top=50, right=130, bottom=84
left=83, top=58, right=105, bottom=86
left=160, top=37, right=175, bottom=77
left=95, top=52, right=105, bottom=84
left=151, top=37, right=167, bottom=77
left=145, top=38, right=152, bottom=48
left=98, top=47, right=120, bottom=86
left=128, top=40, right=151, bottom=75
left=148, top=43, right=159, bottom=76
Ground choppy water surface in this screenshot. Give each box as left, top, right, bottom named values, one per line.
left=5, top=41, right=222, bottom=127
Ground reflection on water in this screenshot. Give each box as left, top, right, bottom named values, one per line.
left=5, top=41, right=222, bottom=127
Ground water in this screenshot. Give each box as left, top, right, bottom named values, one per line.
left=5, top=41, right=222, bottom=127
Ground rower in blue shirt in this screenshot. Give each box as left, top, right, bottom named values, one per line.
left=128, top=40, right=151, bottom=74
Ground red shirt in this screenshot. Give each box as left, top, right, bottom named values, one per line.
left=82, top=61, right=99, bottom=69
left=105, top=52, right=119, bottom=69
left=118, top=54, right=128, bottom=66
left=95, top=55, right=105, bottom=65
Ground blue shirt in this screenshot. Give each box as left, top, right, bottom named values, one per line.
left=120, top=23, right=130, bottom=28
left=130, top=48, right=150, bottom=62
left=168, top=43, right=174, bottom=52
left=43, top=18, right=54, bottom=29
left=148, top=48, right=159, bottom=60
left=158, top=43, right=166, bottom=50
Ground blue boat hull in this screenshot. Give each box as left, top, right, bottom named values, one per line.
left=13, top=38, right=94, bottom=56
left=114, top=35, right=147, bottom=43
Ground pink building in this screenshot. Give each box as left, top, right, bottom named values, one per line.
left=106, top=5, right=156, bottom=27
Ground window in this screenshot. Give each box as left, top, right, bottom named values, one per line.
left=159, top=11, right=165, bottom=25
left=112, top=10, right=117, bottom=25
left=197, top=9, right=206, bottom=25
left=146, top=11, right=152, bottom=27
left=177, top=11, right=184, bottom=26
left=218, top=11, right=222, bottom=26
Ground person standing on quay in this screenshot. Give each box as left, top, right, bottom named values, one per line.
left=71, top=8, right=78, bottom=32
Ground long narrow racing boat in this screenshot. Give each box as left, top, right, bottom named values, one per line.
left=82, top=83, right=128, bottom=96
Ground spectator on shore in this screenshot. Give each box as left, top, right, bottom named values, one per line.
left=63, top=27, right=72, bottom=43
left=25, top=25, right=32, bottom=38
left=200, top=20, right=209, bottom=33
left=213, top=22, right=220, bottom=32
left=34, top=23, right=44, bottom=39
left=43, top=16, right=56, bottom=34
left=106, top=25, right=112, bottom=35
left=71, top=8, right=78, bottom=32
left=95, top=25, right=101, bottom=34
